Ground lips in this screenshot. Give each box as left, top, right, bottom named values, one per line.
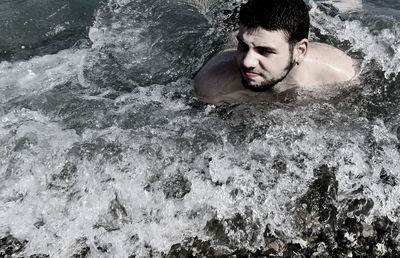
left=245, top=71, right=260, bottom=79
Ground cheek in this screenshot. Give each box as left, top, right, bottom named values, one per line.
left=261, top=55, right=288, bottom=71
left=235, top=54, right=241, bottom=65
left=259, top=58, right=274, bottom=71
left=236, top=52, right=245, bottom=65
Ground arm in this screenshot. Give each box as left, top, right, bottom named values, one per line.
left=194, top=49, right=241, bottom=98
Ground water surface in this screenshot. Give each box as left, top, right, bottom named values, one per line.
left=1, top=0, right=400, bottom=256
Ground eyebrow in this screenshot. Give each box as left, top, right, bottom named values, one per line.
left=236, top=35, right=278, bottom=53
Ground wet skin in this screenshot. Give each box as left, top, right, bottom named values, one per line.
left=194, top=26, right=358, bottom=105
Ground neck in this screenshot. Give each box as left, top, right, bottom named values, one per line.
left=272, top=63, right=302, bottom=93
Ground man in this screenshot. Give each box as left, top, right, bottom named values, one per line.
left=194, top=0, right=359, bottom=105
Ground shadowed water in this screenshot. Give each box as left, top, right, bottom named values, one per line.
left=1, top=0, right=400, bottom=257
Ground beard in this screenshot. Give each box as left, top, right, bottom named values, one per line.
left=240, top=55, right=296, bottom=92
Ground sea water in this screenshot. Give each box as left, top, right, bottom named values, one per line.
left=1, top=0, right=400, bottom=257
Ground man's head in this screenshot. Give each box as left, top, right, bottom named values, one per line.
left=239, top=0, right=310, bottom=46
left=236, top=0, right=310, bottom=91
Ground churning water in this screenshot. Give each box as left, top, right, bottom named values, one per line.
left=1, top=0, right=400, bottom=257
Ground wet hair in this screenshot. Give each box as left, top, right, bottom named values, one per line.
left=239, top=0, right=310, bottom=44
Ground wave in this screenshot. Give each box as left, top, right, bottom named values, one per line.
left=1, top=0, right=400, bottom=257
left=309, top=0, right=400, bottom=79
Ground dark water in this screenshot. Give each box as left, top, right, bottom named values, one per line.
left=1, top=0, right=400, bottom=257
left=0, top=0, right=103, bottom=61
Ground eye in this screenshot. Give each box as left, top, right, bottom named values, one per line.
left=257, top=48, right=273, bottom=56
left=237, top=41, right=248, bottom=51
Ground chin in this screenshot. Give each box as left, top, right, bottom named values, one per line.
left=240, top=72, right=279, bottom=92
left=244, top=81, right=276, bottom=92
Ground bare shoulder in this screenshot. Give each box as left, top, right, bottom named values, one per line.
left=304, top=42, right=358, bottom=85
left=308, top=42, right=352, bottom=62
left=194, top=49, right=242, bottom=98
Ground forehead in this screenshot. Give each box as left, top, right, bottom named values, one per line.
left=237, top=25, right=289, bottom=49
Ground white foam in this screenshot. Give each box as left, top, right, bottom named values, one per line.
left=317, top=0, right=363, bottom=13
left=309, top=0, right=400, bottom=79
left=0, top=49, right=87, bottom=103
left=1, top=0, right=400, bottom=256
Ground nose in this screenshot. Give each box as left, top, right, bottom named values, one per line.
left=242, top=50, right=258, bottom=69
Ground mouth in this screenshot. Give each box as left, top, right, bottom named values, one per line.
left=244, top=71, right=261, bottom=79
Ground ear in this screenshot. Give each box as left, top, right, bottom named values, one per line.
left=294, top=39, right=308, bottom=64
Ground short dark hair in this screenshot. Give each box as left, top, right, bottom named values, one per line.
left=239, top=0, right=310, bottom=44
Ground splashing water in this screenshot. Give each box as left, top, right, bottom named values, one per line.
left=1, top=0, right=400, bottom=257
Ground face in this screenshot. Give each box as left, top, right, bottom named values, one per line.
left=236, top=26, right=295, bottom=91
